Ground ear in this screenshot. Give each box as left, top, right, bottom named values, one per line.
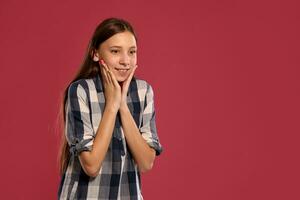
left=92, top=50, right=100, bottom=62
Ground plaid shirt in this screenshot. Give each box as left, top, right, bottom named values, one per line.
left=58, top=74, right=163, bottom=200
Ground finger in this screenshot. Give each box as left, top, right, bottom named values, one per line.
left=106, top=69, right=113, bottom=84
left=107, top=69, right=119, bottom=88
left=131, top=64, right=138, bottom=77
left=99, top=59, right=117, bottom=87
left=100, top=59, right=110, bottom=72
left=99, top=61, right=111, bottom=85
left=128, top=65, right=137, bottom=84
left=99, top=61, right=106, bottom=80
left=124, top=65, right=137, bottom=87
left=100, top=60, right=113, bottom=84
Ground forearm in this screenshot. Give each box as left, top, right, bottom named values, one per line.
left=119, top=105, right=156, bottom=173
left=79, top=106, right=117, bottom=177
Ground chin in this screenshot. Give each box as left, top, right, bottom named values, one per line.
left=116, top=78, right=126, bottom=83
left=116, top=76, right=129, bottom=83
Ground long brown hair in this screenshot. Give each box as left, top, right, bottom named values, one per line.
left=58, top=17, right=138, bottom=175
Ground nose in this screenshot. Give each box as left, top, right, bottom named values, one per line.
left=119, top=52, right=130, bottom=67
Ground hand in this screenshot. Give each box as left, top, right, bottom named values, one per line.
left=120, top=64, right=138, bottom=110
left=99, top=59, right=122, bottom=113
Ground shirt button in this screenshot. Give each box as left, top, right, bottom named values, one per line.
left=121, top=150, right=125, bottom=156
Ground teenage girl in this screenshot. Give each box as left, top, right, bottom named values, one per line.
left=57, top=17, right=163, bottom=200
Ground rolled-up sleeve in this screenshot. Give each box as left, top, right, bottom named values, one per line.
left=65, top=82, right=94, bottom=156
left=140, top=84, right=163, bottom=156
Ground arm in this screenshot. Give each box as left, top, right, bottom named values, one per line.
left=76, top=60, right=122, bottom=178
left=78, top=107, right=117, bottom=177
left=119, top=105, right=156, bottom=173
left=97, top=60, right=160, bottom=173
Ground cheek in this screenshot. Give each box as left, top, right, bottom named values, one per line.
left=130, top=57, right=137, bottom=65
left=106, top=59, right=117, bottom=70
left=102, top=54, right=117, bottom=68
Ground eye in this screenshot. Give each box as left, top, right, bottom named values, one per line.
left=130, top=50, right=136, bottom=54
left=111, top=49, right=119, bottom=54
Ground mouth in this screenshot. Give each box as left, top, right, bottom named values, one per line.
left=115, top=68, right=130, bottom=72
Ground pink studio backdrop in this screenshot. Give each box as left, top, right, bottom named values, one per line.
left=0, top=0, right=299, bottom=199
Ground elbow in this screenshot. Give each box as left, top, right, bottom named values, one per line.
left=83, top=165, right=100, bottom=178
left=139, top=162, right=154, bottom=173
left=89, top=172, right=99, bottom=178
left=138, top=148, right=156, bottom=173
left=80, top=159, right=102, bottom=178
left=78, top=152, right=102, bottom=178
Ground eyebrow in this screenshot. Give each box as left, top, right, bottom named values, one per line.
left=109, top=45, right=137, bottom=49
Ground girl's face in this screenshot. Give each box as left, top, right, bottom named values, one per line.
left=94, top=31, right=137, bottom=82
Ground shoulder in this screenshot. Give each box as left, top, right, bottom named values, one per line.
left=134, top=77, right=153, bottom=93
left=133, top=77, right=155, bottom=102
left=68, top=77, right=95, bottom=100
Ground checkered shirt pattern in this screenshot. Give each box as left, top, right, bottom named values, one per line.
left=58, top=74, right=163, bottom=200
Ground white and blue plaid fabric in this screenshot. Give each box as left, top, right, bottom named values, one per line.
left=58, top=74, right=163, bottom=200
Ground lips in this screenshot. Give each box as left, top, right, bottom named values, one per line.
left=114, top=68, right=130, bottom=76
left=115, top=68, right=130, bottom=72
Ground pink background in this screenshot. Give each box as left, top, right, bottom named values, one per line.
left=1, top=0, right=299, bottom=199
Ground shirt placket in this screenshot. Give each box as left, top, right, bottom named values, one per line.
left=117, top=127, right=127, bottom=200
